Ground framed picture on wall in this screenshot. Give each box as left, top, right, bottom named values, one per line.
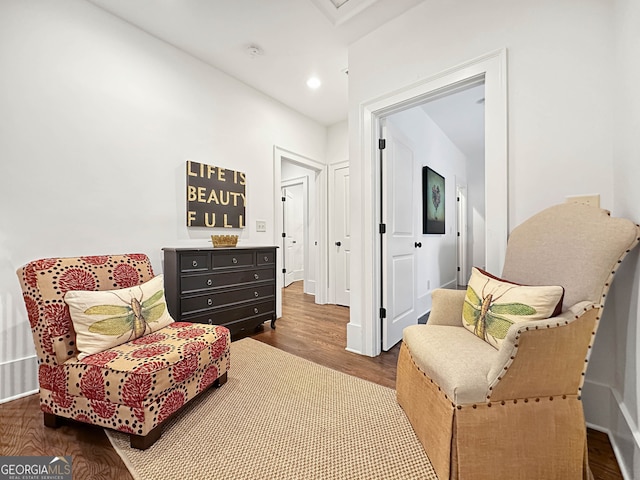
left=423, top=166, right=445, bottom=234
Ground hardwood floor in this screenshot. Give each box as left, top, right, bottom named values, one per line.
left=0, top=281, right=622, bottom=479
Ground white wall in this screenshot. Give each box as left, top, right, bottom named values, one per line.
left=0, top=0, right=326, bottom=401
left=347, top=0, right=636, bottom=471
left=601, top=0, right=640, bottom=476
left=327, top=121, right=349, bottom=165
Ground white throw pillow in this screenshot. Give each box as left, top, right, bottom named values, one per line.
left=462, top=267, right=564, bottom=350
left=65, top=275, right=174, bottom=359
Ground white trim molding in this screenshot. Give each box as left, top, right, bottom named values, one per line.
left=348, top=48, right=508, bottom=356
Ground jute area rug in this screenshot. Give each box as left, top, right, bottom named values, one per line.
left=106, top=338, right=437, bottom=480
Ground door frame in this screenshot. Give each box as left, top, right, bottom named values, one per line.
left=281, top=176, right=309, bottom=289
left=349, top=48, right=508, bottom=357
left=273, top=146, right=328, bottom=313
left=328, top=161, right=350, bottom=305
left=456, top=183, right=469, bottom=287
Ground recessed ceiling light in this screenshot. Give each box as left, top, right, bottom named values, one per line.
left=307, top=77, right=322, bottom=89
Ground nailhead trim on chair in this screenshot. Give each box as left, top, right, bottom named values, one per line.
left=485, top=304, right=600, bottom=399
left=487, top=230, right=640, bottom=399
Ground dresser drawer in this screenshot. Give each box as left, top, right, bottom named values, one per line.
left=180, top=253, right=209, bottom=272
left=211, top=251, right=254, bottom=269
left=257, top=250, right=275, bottom=265
left=186, top=299, right=275, bottom=326
left=181, top=284, right=275, bottom=315
left=180, top=268, right=275, bottom=293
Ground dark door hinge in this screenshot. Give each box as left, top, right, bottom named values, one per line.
left=379, top=138, right=386, bottom=150
left=380, top=307, right=387, bottom=319
left=379, top=223, right=386, bottom=234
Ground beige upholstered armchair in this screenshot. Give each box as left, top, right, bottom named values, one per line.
left=396, top=204, right=640, bottom=479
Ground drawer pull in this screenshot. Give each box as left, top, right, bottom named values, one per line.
left=254, top=307, right=259, bottom=314
left=264, top=256, right=269, bottom=262
left=192, top=260, right=198, bottom=267
left=207, top=279, right=213, bottom=286
left=207, top=298, right=213, bottom=306
left=207, top=319, right=213, bottom=325
left=254, top=273, right=259, bottom=280
left=232, top=257, right=238, bottom=264
left=254, top=291, right=259, bottom=297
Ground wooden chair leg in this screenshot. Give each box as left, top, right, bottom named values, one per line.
left=130, top=424, right=162, bottom=450
left=43, top=412, right=63, bottom=428
left=214, top=372, right=228, bottom=387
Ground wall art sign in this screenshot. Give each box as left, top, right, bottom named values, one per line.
left=186, top=160, right=246, bottom=228
left=423, top=166, right=445, bottom=234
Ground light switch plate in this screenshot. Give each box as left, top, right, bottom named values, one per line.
left=256, top=220, right=267, bottom=232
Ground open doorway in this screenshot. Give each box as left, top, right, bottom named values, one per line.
left=380, top=82, right=485, bottom=350
left=273, top=147, right=328, bottom=318
left=346, top=49, right=508, bottom=357
left=281, top=172, right=310, bottom=290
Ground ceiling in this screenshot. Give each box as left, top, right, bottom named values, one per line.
left=86, top=0, right=425, bottom=126
left=421, top=84, right=486, bottom=160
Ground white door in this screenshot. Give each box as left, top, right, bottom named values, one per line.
left=282, top=185, right=305, bottom=287
left=382, top=124, right=417, bottom=351
left=332, top=163, right=350, bottom=306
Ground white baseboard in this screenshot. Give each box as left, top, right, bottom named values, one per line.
left=0, top=354, right=38, bottom=403
left=583, top=379, right=640, bottom=480
left=305, top=279, right=316, bottom=295
left=346, top=322, right=362, bottom=354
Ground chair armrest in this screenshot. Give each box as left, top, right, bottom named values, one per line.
left=486, top=301, right=598, bottom=401
left=428, top=289, right=467, bottom=326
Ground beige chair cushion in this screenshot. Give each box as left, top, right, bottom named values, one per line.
left=402, top=324, right=499, bottom=404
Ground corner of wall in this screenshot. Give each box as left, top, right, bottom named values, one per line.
left=583, top=379, right=640, bottom=479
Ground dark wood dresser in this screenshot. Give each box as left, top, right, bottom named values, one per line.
left=162, top=246, right=277, bottom=339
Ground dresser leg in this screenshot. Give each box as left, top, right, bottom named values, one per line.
left=271, top=315, right=276, bottom=329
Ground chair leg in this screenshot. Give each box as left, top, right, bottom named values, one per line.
left=130, top=424, right=162, bottom=450
left=214, top=372, right=228, bottom=387
left=43, top=412, right=63, bottom=428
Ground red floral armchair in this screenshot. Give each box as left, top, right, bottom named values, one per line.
left=17, top=254, right=230, bottom=449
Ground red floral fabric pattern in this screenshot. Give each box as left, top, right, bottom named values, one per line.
left=173, top=355, right=199, bottom=383
left=33, top=258, right=57, bottom=271
left=17, top=254, right=231, bottom=441
left=122, top=374, right=153, bottom=408
left=59, top=268, right=97, bottom=293
left=80, top=366, right=105, bottom=400
left=23, top=294, right=39, bottom=328
left=44, top=304, right=71, bottom=337
left=158, top=391, right=185, bottom=423
left=177, top=327, right=206, bottom=339
left=211, top=334, right=228, bottom=359
left=133, top=361, right=167, bottom=374
left=199, top=364, right=219, bottom=392
left=83, top=350, right=119, bottom=366
left=183, top=340, right=208, bottom=356
left=113, top=264, right=139, bottom=288
left=90, top=399, right=117, bottom=419
left=132, top=345, right=172, bottom=359
left=80, top=255, right=109, bottom=265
